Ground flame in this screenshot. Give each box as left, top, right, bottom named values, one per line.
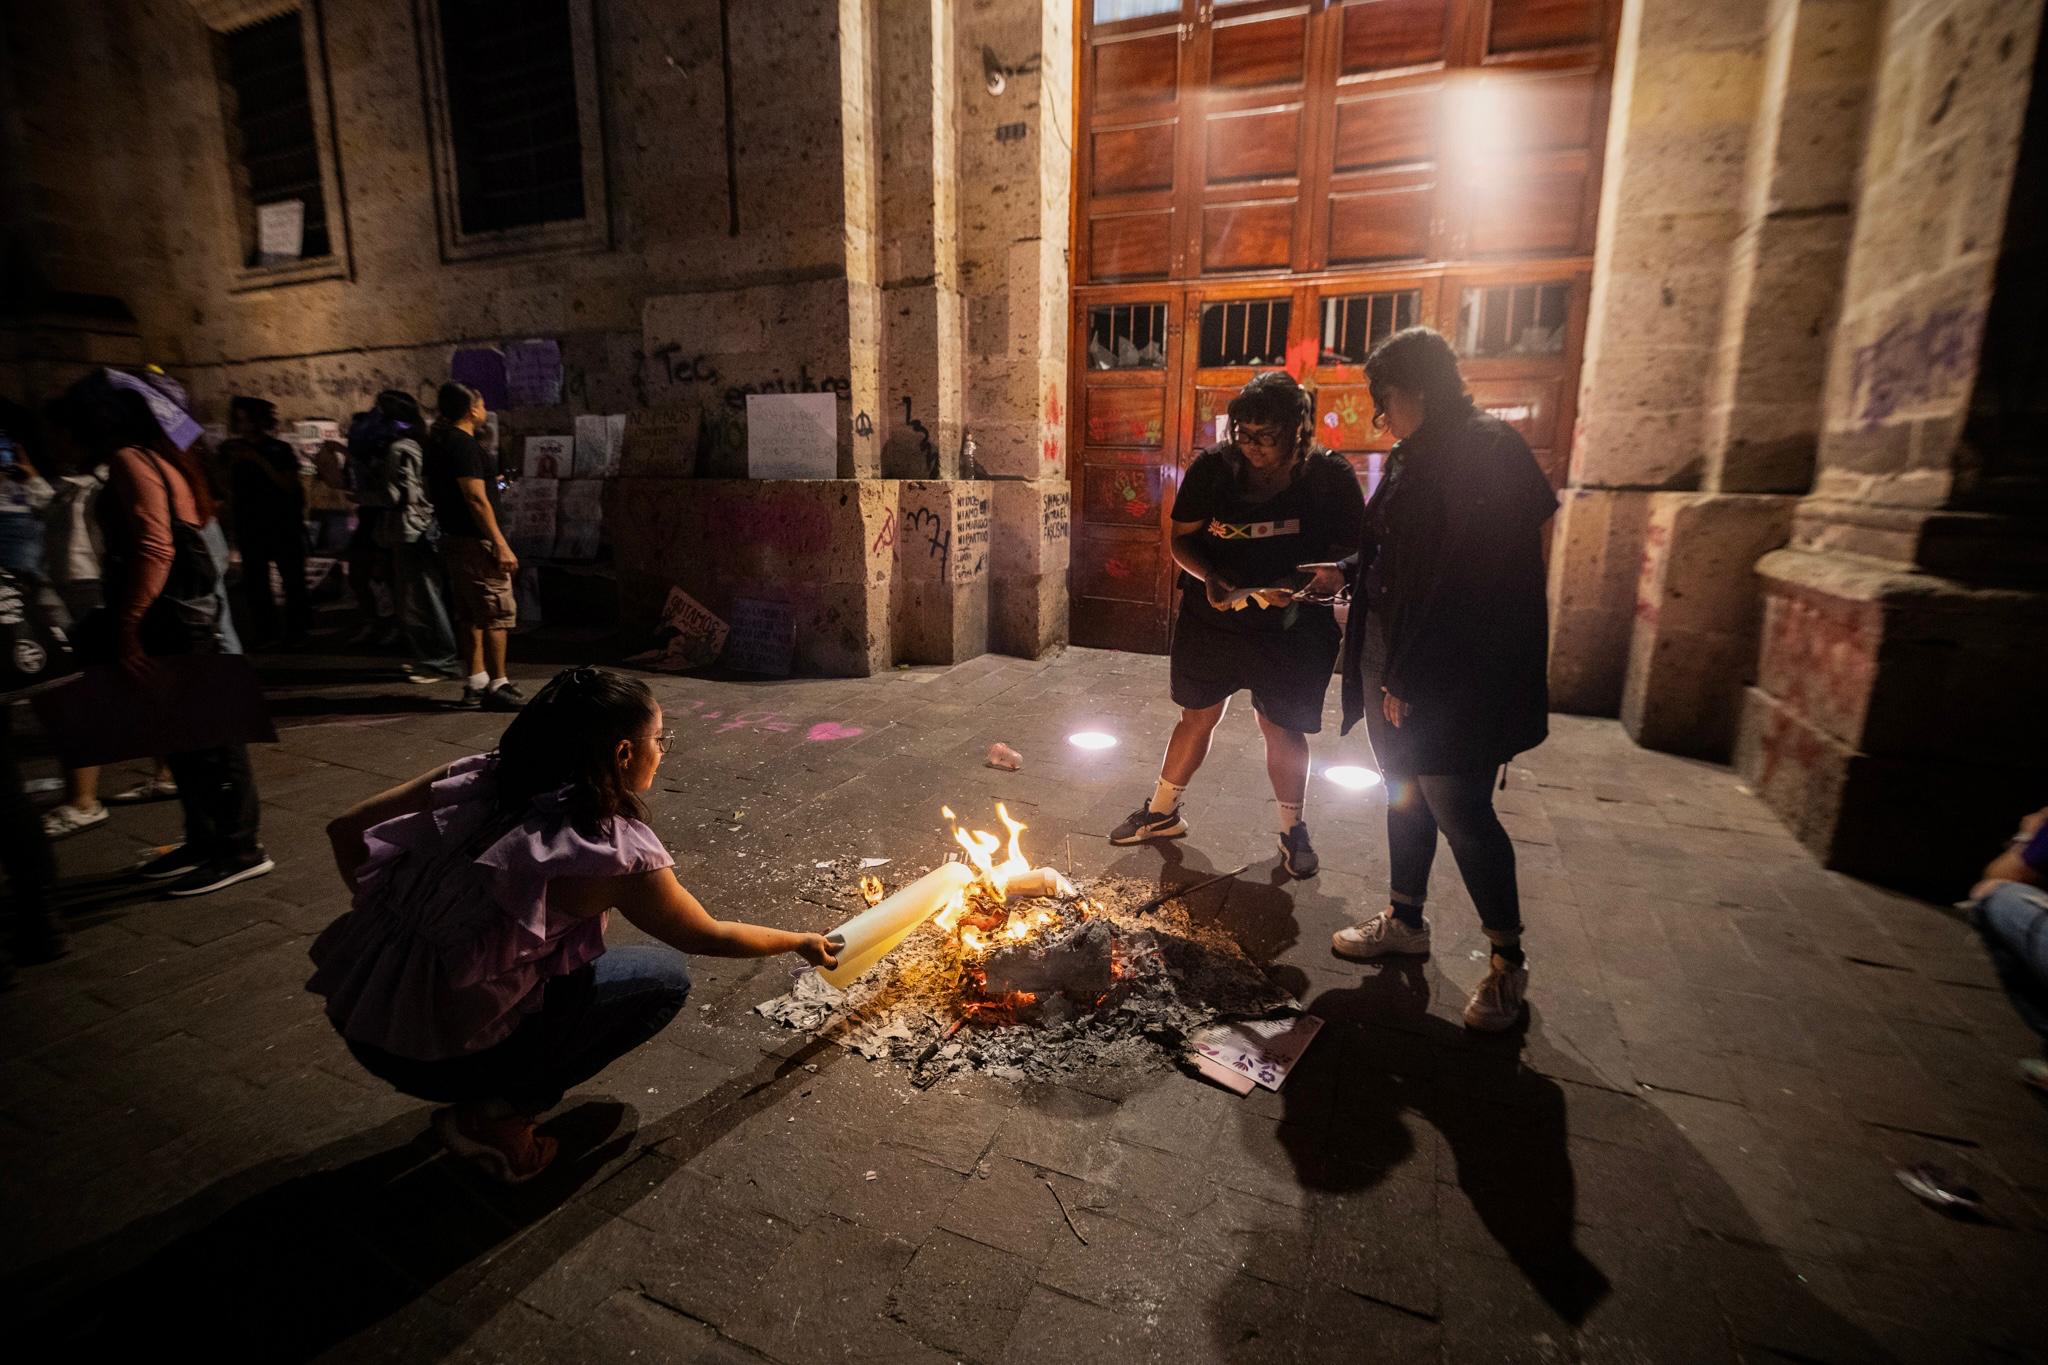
left=929, top=802, right=1074, bottom=950
left=858, top=875, right=885, bottom=906
left=960, top=926, right=985, bottom=953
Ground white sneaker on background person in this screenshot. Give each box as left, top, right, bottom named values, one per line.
left=41, top=802, right=107, bottom=839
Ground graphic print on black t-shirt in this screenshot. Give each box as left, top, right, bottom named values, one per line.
left=1170, top=445, right=1364, bottom=633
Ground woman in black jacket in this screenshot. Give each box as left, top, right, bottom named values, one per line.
left=1308, top=328, right=1556, bottom=1030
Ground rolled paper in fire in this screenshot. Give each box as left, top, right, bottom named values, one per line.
left=1003, top=866, right=1077, bottom=899
left=818, top=861, right=977, bottom=989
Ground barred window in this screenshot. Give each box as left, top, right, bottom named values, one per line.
left=218, top=10, right=331, bottom=266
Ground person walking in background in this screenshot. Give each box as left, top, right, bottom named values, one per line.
left=426, top=383, right=525, bottom=711
left=1314, top=327, right=1556, bottom=1032
left=221, top=397, right=310, bottom=648
left=0, top=403, right=54, bottom=580
left=48, top=371, right=272, bottom=898
left=350, top=391, right=460, bottom=685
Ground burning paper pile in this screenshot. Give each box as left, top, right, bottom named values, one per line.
left=759, top=803, right=1297, bottom=1084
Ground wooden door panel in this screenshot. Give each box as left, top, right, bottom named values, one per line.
left=1466, top=166, right=1584, bottom=255
left=1210, top=9, right=1311, bottom=89
left=1327, top=182, right=1433, bottom=263
left=1339, top=0, right=1452, bottom=73
left=1083, top=385, right=1169, bottom=447
left=1205, top=105, right=1303, bottom=184
left=1487, top=0, right=1602, bottom=54
left=1201, top=201, right=1296, bottom=272
left=1493, top=69, right=1599, bottom=154
left=1094, top=122, right=1179, bottom=195
left=1095, top=31, right=1183, bottom=111
left=1466, top=374, right=1562, bottom=448
left=1082, top=463, right=1167, bottom=524
left=1090, top=212, right=1175, bottom=279
left=1332, top=84, right=1438, bottom=171
left=1312, top=384, right=1384, bottom=453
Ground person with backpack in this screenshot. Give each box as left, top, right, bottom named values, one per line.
left=222, top=396, right=310, bottom=648
left=349, top=391, right=460, bottom=685
left=47, top=370, right=272, bottom=897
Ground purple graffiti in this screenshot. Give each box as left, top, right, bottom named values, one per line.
left=1850, top=307, right=1984, bottom=425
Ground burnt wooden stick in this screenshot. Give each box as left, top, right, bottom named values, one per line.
left=910, top=1015, right=968, bottom=1077
left=1130, top=863, right=1251, bottom=917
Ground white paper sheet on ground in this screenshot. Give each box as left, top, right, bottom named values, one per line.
left=817, top=861, right=976, bottom=989
left=1188, top=1014, right=1323, bottom=1092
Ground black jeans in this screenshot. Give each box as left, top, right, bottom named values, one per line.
left=239, top=531, right=309, bottom=643
left=164, top=741, right=262, bottom=862
left=1386, top=770, right=1522, bottom=940
left=347, top=946, right=693, bottom=1114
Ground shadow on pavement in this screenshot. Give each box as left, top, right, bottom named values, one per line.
left=9, top=1035, right=843, bottom=1360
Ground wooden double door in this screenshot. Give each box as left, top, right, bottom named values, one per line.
left=1066, top=0, right=1618, bottom=653
left=1068, top=268, right=1588, bottom=652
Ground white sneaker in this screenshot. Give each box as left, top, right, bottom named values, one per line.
left=1331, top=909, right=1431, bottom=961
left=42, top=803, right=109, bottom=839
left=1463, top=954, right=1530, bottom=1032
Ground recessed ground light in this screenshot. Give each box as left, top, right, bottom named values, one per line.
left=1067, top=731, right=1118, bottom=751
left=1324, top=765, right=1382, bottom=790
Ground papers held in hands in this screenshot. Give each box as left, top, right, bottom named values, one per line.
left=33, top=656, right=277, bottom=768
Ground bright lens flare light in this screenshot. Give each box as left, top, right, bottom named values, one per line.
left=1067, top=731, right=1118, bottom=751
left=1324, top=765, right=1383, bottom=791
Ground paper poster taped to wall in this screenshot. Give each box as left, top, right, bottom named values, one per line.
left=573, top=413, right=625, bottom=479
left=745, top=393, right=836, bottom=480
left=450, top=348, right=509, bottom=411
left=256, top=199, right=305, bottom=262
left=725, top=597, right=797, bottom=676
left=554, top=478, right=604, bottom=559
left=500, top=478, right=560, bottom=560
left=522, top=434, right=572, bottom=480
left=504, top=339, right=563, bottom=407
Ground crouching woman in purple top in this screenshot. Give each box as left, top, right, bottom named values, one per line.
left=308, top=666, right=837, bottom=1182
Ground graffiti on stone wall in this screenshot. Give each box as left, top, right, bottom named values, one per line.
left=1043, top=491, right=1070, bottom=542
left=647, top=346, right=852, bottom=412
left=1849, top=307, right=1984, bottom=425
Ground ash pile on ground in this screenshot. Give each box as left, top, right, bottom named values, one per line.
left=755, top=872, right=1296, bottom=1083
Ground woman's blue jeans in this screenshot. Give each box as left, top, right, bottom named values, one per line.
left=348, top=946, right=692, bottom=1114
left=1976, top=882, right=2048, bottom=1043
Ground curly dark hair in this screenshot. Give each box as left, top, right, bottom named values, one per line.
left=490, top=667, right=660, bottom=838
left=1364, top=327, right=1474, bottom=428
left=1225, top=370, right=1317, bottom=463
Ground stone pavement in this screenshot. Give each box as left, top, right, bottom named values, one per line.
left=3, top=646, right=2044, bottom=1362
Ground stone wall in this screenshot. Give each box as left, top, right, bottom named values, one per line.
left=1737, top=0, right=2048, bottom=890
left=0, top=0, right=1074, bottom=674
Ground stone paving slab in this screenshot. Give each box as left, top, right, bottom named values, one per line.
left=4, top=645, right=2046, bottom=1361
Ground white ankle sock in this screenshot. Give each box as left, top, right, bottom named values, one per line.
left=467, top=671, right=489, bottom=690
left=1149, top=777, right=1186, bottom=814
left=488, top=676, right=511, bottom=691
left=1276, top=798, right=1305, bottom=834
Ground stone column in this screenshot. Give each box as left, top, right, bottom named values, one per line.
left=958, top=0, right=1074, bottom=657
left=1619, top=0, right=1880, bottom=756
left=1550, top=0, right=1776, bottom=714
left=1737, top=0, right=2048, bottom=891
left=875, top=0, right=966, bottom=481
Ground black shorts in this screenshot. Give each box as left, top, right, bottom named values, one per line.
left=1169, top=603, right=1339, bottom=734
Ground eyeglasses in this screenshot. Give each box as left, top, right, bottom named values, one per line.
left=1234, top=423, right=1286, bottom=450
left=648, top=730, right=674, bottom=755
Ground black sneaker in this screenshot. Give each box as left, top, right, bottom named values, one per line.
left=482, top=682, right=528, bottom=712
left=1278, top=822, right=1319, bottom=878
left=1109, top=803, right=1188, bottom=845
left=457, top=686, right=485, bottom=709
left=164, top=852, right=276, bottom=898
left=133, top=843, right=206, bottom=881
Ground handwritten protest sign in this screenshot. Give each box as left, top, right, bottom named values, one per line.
left=746, top=393, right=836, bottom=480
left=1188, top=1015, right=1323, bottom=1093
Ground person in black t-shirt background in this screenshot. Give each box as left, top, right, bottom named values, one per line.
left=1109, top=371, right=1365, bottom=879
left=425, top=383, right=524, bottom=712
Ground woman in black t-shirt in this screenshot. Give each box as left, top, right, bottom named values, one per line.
left=1109, top=371, right=1364, bottom=879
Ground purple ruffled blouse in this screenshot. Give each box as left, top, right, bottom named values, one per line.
left=307, top=754, right=673, bottom=1061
